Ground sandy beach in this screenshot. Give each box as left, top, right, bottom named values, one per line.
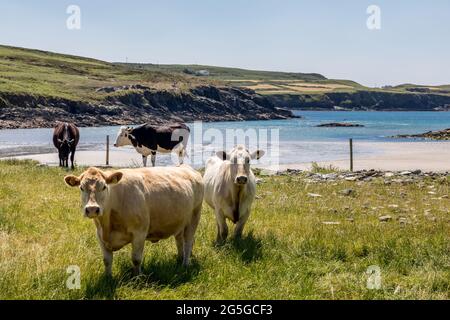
left=268, top=141, right=450, bottom=172
left=4, top=141, right=449, bottom=172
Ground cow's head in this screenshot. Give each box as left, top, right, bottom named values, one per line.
left=64, top=167, right=123, bottom=218
left=114, top=126, right=134, bottom=147
left=217, top=145, right=265, bottom=186
left=58, top=138, right=75, bottom=160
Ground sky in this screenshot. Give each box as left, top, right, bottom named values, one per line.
left=0, top=0, right=449, bottom=87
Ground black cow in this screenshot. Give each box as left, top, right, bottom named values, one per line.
left=114, top=122, right=190, bottom=167
left=53, top=122, right=80, bottom=169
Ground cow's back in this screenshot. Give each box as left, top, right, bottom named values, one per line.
left=132, top=123, right=190, bottom=151
left=107, top=166, right=203, bottom=241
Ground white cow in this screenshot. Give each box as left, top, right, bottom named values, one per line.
left=203, top=145, right=265, bottom=243
left=64, top=165, right=203, bottom=276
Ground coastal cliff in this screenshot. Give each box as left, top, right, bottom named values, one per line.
left=268, top=91, right=450, bottom=111
left=0, top=86, right=293, bottom=129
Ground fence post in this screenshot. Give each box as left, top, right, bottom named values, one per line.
left=106, top=135, right=110, bottom=166
left=349, top=138, right=353, bottom=172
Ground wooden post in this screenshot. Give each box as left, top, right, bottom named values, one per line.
left=106, top=135, right=110, bottom=166
left=349, top=138, right=353, bottom=172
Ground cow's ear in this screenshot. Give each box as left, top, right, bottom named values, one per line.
left=250, top=150, right=265, bottom=160
left=105, top=171, right=123, bottom=185
left=65, top=175, right=81, bottom=187
left=216, top=151, right=230, bottom=161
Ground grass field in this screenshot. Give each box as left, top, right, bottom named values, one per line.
left=0, top=160, right=449, bottom=300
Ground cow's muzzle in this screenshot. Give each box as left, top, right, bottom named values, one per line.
left=85, top=205, right=101, bottom=218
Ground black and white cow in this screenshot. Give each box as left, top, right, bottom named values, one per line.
left=114, top=123, right=190, bottom=167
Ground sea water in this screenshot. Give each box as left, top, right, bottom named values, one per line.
left=0, top=111, right=449, bottom=167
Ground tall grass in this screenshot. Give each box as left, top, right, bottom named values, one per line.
left=0, top=160, right=448, bottom=299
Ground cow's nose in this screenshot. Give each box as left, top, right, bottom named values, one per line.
left=113, top=143, right=117, bottom=147
left=236, top=176, right=248, bottom=185
left=85, top=206, right=100, bottom=217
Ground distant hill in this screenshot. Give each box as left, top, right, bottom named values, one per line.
left=118, top=63, right=327, bottom=82
left=119, top=62, right=450, bottom=98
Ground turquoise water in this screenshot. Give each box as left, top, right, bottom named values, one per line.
left=0, top=111, right=449, bottom=165
left=238, top=111, right=450, bottom=142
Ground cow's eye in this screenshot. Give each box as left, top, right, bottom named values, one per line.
left=245, top=158, right=250, bottom=164
left=102, top=185, right=107, bottom=191
left=80, top=186, right=84, bottom=192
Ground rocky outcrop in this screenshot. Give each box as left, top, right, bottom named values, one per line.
left=316, top=122, right=364, bottom=128
left=0, top=86, right=293, bottom=129
left=394, top=128, right=450, bottom=140
left=277, top=169, right=449, bottom=184
left=268, top=91, right=450, bottom=111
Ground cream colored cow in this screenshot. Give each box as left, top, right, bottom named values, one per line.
left=203, top=145, right=265, bottom=243
left=64, top=165, right=203, bottom=276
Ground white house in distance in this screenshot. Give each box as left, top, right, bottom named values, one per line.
left=196, top=70, right=210, bottom=76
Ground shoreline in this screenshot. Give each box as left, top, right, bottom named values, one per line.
left=3, top=141, right=449, bottom=173
left=262, top=141, right=450, bottom=173
left=1, top=110, right=449, bottom=130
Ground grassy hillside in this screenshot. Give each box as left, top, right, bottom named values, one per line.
left=0, top=160, right=449, bottom=299
left=391, top=84, right=450, bottom=96
left=121, top=62, right=450, bottom=96
left=119, top=62, right=367, bottom=95
left=0, top=45, right=208, bottom=102
left=1, top=44, right=449, bottom=102
left=120, top=63, right=327, bottom=81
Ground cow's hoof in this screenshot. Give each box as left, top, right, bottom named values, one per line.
left=214, top=239, right=227, bottom=247
left=132, top=268, right=142, bottom=277
left=182, top=260, right=190, bottom=268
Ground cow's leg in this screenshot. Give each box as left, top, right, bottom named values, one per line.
left=99, top=243, right=113, bottom=277
left=234, top=208, right=250, bottom=239
left=175, top=232, right=184, bottom=261
left=182, top=205, right=202, bottom=266
left=59, top=155, right=62, bottom=167
left=214, top=208, right=228, bottom=244
left=178, top=148, right=185, bottom=165
left=142, top=155, right=147, bottom=167
left=131, top=234, right=146, bottom=276
left=151, top=151, right=156, bottom=167
left=70, top=150, right=75, bottom=170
